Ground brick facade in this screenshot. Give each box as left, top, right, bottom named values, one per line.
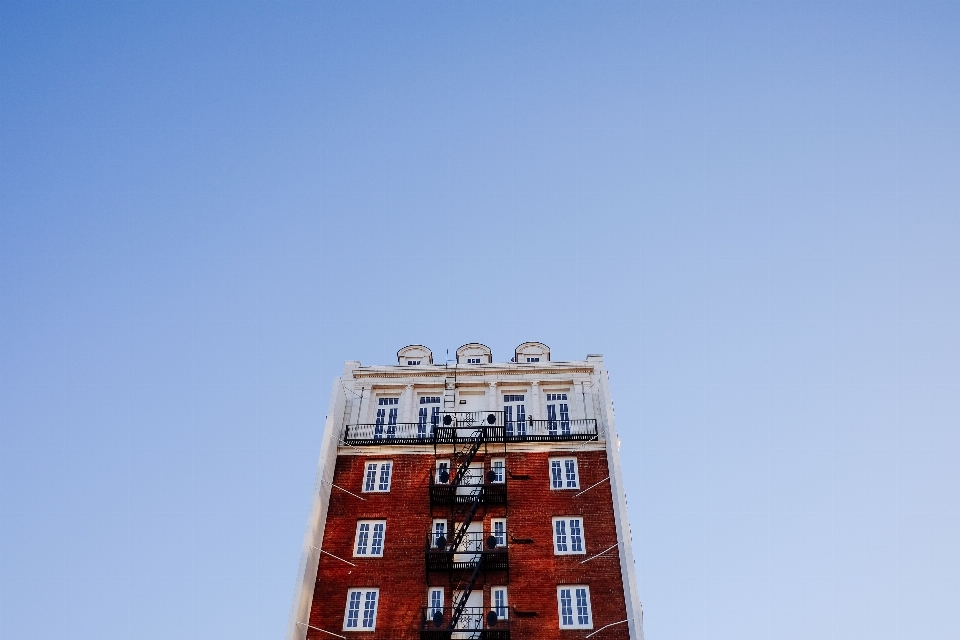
left=307, top=448, right=629, bottom=640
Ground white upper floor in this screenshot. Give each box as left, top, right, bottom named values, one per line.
left=334, top=343, right=611, bottom=445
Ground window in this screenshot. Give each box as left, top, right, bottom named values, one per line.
left=374, top=397, right=399, bottom=439
left=526, top=357, right=540, bottom=362
left=435, top=460, right=450, bottom=484
left=428, top=587, right=444, bottom=618
left=503, top=394, right=526, bottom=438
left=354, top=520, right=386, bottom=557
left=552, top=517, right=585, bottom=554
left=418, top=396, right=441, bottom=438
left=407, top=360, right=421, bottom=365
left=362, top=461, right=392, bottom=492
left=549, top=457, right=579, bottom=489
left=491, top=587, right=508, bottom=619
left=344, top=588, right=380, bottom=631
left=545, top=392, right=571, bottom=436
left=466, top=357, right=481, bottom=364
left=491, top=518, right=507, bottom=547
left=557, top=586, right=592, bottom=629
left=432, top=519, right=447, bottom=547
left=491, top=458, right=505, bottom=483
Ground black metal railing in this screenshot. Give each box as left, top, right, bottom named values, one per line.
left=429, top=479, right=507, bottom=508
left=342, top=411, right=502, bottom=445
left=425, top=532, right=509, bottom=572
left=341, top=421, right=438, bottom=445
left=502, top=418, right=597, bottom=442
left=342, top=413, right=598, bottom=446
left=420, top=607, right=510, bottom=640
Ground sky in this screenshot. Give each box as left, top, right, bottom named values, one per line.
left=1, top=1, right=958, bottom=639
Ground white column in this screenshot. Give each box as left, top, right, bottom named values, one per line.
left=572, top=380, right=586, bottom=420
left=487, top=381, right=498, bottom=411
left=402, top=385, right=415, bottom=423
left=362, top=386, right=376, bottom=424
left=530, top=381, right=542, bottom=420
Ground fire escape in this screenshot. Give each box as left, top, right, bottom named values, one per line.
left=421, top=374, right=510, bottom=640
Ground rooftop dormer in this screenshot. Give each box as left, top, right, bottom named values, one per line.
left=515, top=341, right=550, bottom=363
left=456, top=343, right=492, bottom=365
left=397, top=344, right=433, bottom=366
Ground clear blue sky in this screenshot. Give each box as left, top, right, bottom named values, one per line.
left=2, top=1, right=958, bottom=639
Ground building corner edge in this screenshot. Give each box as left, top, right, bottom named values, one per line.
left=283, top=364, right=355, bottom=640
left=590, top=356, right=644, bottom=640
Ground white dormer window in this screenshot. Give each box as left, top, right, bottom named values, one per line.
left=514, top=342, right=550, bottom=363
left=398, top=345, right=433, bottom=366
left=456, top=343, right=492, bottom=364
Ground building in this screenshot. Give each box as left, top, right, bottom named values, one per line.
left=286, top=343, right=643, bottom=640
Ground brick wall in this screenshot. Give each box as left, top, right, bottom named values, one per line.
left=307, top=448, right=630, bottom=640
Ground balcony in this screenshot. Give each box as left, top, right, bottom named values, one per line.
left=429, top=480, right=507, bottom=508
left=420, top=607, right=511, bottom=640
left=341, top=412, right=598, bottom=446
left=425, top=532, right=509, bottom=573
left=342, top=411, right=502, bottom=446
left=503, top=418, right=598, bottom=442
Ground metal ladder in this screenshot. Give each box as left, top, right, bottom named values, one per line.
left=446, top=425, right=486, bottom=631
left=443, top=374, right=456, bottom=413
left=449, top=560, right=483, bottom=632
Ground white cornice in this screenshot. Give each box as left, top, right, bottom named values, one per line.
left=351, top=362, right=595, bottom=379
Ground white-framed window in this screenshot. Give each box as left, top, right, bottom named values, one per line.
left=549, top=457, right=579, bottom=489
left=491, top=458, right=505, bottom=483
left=557, top=585, right=592, bottom=629
left=466, top=357, right=482, bottom=364
left=491, top=586, right=508, bottom=619
left=545, top=392, right=571, bottom=436
left=343, top=588, right=380, bottom=631
left=374, top=397, right=399, bottom=439
left=491, top=518, right=507, bottom=547
left=432, top=519, right=447, bottom=547
left=435, top=459, right=450, bottom=484
left=503, top=394, right=526, bottom=438
left=428, top=587, right=444, bottom=617
left=418, top=396, right=441, bottom=438
left=526, top=356, right=540, bottom=362
left=552, top=517, right=585, bottom=554
left=362, top=461, right=393, bottom=492
left=407, top=359, right=421, bottom=365
left=354, top=520, right=386, bottom=557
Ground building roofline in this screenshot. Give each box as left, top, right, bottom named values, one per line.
left=349, top=360, right=597, bottom=379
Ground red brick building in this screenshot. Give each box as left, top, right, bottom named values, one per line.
left=286, top=343, right=643, bottom=640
